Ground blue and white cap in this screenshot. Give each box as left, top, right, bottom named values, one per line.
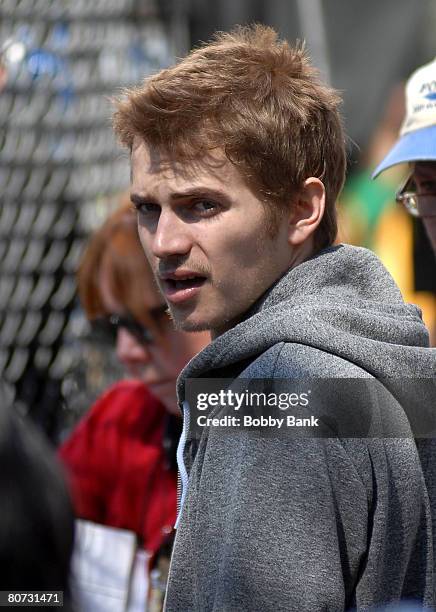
left=373, top=57, right=436, bottom=177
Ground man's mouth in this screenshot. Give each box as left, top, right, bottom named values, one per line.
left=165, top=276, right=205, bottom=290
left=159, top=272, right=207, bottom=304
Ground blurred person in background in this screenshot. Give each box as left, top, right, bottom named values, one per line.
left=0, top=383, right=74, bottom=604
left=373, top=58, right=436, bottom=256
left=340, top=84, right=436, bottom=343
left=59, top=204, right=209, bottom=611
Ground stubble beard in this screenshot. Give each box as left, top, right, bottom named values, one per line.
left=166, top=303, right=213, bottom=333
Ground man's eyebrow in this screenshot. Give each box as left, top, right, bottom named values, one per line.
left=131, top=188, right=231, bottom=205
left=169, top=188, right=232, bottom=204
left=130, top=193, right=158, bottom=206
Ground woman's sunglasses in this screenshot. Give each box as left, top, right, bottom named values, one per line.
left=91, top=305, right=169, bottom=345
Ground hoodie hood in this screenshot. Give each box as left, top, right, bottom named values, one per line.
left=177, top=245, right=435, bottom=401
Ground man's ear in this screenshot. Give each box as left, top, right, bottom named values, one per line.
left=288, top=177, right=325, bottom=246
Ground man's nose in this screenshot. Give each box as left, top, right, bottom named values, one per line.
left=151, top=210, right=192, bottom=259
left=116, top=328, right=150, bottom=366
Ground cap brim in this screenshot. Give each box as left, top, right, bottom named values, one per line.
left=372, top=124, right=436, bottom=178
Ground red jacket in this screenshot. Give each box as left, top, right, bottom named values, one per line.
left=59, top=380, right=177, bottom=554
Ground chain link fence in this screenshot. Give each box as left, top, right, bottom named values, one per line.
left=0, top=0, right=175, bottom=440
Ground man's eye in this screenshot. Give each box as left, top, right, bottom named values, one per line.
left=192, top=200, right=218, bottom=214
left=134, top=202, right=160, bottom=215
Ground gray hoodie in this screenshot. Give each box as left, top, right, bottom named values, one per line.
left=165, top=244, right=436, bottom=612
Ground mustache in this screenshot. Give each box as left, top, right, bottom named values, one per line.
left=156, top=258, right=211, bottom=278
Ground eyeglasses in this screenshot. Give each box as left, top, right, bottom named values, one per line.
left=91, top=312, right=155, bottom=345
left=396, top=173, right=436, bottom=218
left=91, top=304, right=170, bottom=345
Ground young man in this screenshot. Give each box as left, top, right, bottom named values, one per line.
left=373, top=57, right=436, bottom=255
left=114, top=26, right=436, bottom=611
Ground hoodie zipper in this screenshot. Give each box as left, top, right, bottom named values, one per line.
left=175, top=400, right=190, bottom=529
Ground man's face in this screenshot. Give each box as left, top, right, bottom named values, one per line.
left=413, top=161, right=436, bottom=254
left=131, top=141, right=296, bottom=337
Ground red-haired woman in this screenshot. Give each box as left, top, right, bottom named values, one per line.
left=59, top=204, right=208, bottom=611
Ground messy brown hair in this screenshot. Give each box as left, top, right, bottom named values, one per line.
left=77, top=200, right=161, bottom=327
left=113, top=24, right=346, bottom=250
